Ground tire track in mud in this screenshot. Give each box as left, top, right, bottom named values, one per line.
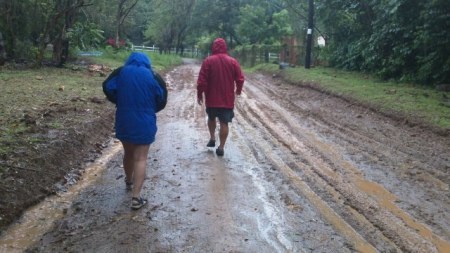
left=258, top=74, right=448, bottom=172
left=235, top=93, right=408, bottom=252
left=165, top=66, right=198, bottom=121
left=256, top=75, right=450, bottom=196
left=167, top=64, right=356, bottom=252
left=233, top=107, right=381, bottom=252
left=237, top=73, right=449, bottom=252
left=168, top=64, right=449, bottom=252
left=235, top=102, right=393, bottom=251
left=168, top=66, right=211, bottom=132
left=247, top=74, right=450, bottom=237
left=155, top=64, right=313, bottom=252
left=252, top=74, right=448, bottom=184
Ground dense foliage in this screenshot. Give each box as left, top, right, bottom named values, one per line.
left=317, top=0, right=450, bottom=85
left=0, top=0, right=448, bottom=85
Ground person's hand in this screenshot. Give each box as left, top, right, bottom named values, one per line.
left=197, top=97, right=203, bottom=105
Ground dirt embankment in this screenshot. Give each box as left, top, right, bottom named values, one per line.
left=0, top=64, right=116, bottom=231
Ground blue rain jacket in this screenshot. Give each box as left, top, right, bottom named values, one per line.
left=107, top=52, right=163, bottom=144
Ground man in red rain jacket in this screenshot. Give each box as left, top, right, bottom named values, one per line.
left=197, top=38, right=245, bottom=156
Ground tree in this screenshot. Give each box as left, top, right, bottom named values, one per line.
left=67, top=21, right=104, bottom=50
left=190, top=0, right=247, bottom=48
left=115, top=0, right=139, bottom=47
left=0, top=0, right=447, bottom=86
left=237, top=5, right=292, bottom=45
left=414, top=0, right=450, bottom=84
left=144, top=0, right=195, bottom=54
left=0, top=0, right=104, bottom=64
left=316, top=0, right=450, bottom=85
left=51, top=0, right=92, bottom=67
left=0, top=0, right=37, bottom=59
left=83, top=0, right=117, bottom=40
left=123, top=0, right=153, bottom=44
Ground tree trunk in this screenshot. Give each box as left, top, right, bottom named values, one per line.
left=54, top=1, right=77, bottom=67
left=34, top=0, right=87, bottom=67
left=115, top=0, right=124, bottom=47
left=0, top=32, right=6, bottom=65
left=3, top=0, right=16, bottom=59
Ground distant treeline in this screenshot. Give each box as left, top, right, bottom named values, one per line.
left=0, top=0, right=448, bottom=86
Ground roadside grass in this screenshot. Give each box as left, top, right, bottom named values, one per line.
left=0, top=67, right=106, bottom=159
left=0, top=51, right=181, bottom=173
left=249, top=64, right=450, bottom=130
left=92, top=48, right=182, bottom=72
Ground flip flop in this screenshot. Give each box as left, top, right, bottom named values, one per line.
left=207, top=139, right=215, bottom=147
left=216, top=148, right=224, bottom=156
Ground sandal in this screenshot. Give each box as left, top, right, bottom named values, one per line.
left=207, top=139, right=216, bottom=147
left=131, top=197, right=148, bottom=210
left=215, top=148, right=224, bottom=156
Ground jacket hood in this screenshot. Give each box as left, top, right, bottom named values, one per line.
left=125, top=52, right=152, bottom=69
left=211, top=38, right=227, bottom=54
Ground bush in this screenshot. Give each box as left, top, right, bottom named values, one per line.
left=14, top=40, right=37, bottom=61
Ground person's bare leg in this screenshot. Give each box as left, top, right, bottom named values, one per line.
left=122, top=142, right=150, bottom=197
left=131, top=144, right=150, bottom=198
left=208, top=118, right=216, bottom=141
left=122, top=142, right=135, bottom=183
left=218, top=122, right=229, bottom=150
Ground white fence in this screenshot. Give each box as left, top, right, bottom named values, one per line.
left=267, top=52, right=280, bottom=61
left=131, top=45, right=158, bottom=52
left=131, top=44, right=279, bottom=62
left=131, top=44, right=200, bottom=57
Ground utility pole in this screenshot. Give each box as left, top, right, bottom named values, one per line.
left=305, top=0, right=314, bottom=69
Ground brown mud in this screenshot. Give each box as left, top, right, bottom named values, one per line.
left=1, top=60, right=449, bottom=252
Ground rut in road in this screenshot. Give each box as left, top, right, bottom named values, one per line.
left=18, top=62, right=449, bottom=253
left=234, top=72, right=449, bottom=253
left=167, top=63, right=449, bottom=252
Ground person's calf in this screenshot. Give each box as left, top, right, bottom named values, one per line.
left=207, top=119, right=217, bottom=140
left=218, top=122, right=229, bottom=149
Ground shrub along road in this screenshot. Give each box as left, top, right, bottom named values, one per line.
left=1, top=61, right=449, bottom=252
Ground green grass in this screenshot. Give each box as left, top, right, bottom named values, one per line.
left=249, top=64, right=450, bottom=130
left=93, top=47, right=182, bottom=72
left=0, top=67, right=106, bottom=156
left=0, top=50, right=182, bottom=159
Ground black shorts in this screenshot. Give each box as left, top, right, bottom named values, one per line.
left=206, top=107, right=234, bottom=123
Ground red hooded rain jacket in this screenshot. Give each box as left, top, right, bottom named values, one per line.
left=197, top=38, right=245, bottom=109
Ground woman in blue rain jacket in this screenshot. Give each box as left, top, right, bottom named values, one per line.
left=104, top=52, right=164, bottom=210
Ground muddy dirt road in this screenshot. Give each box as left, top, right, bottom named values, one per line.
left=1, top=61, right=449, bottom=252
